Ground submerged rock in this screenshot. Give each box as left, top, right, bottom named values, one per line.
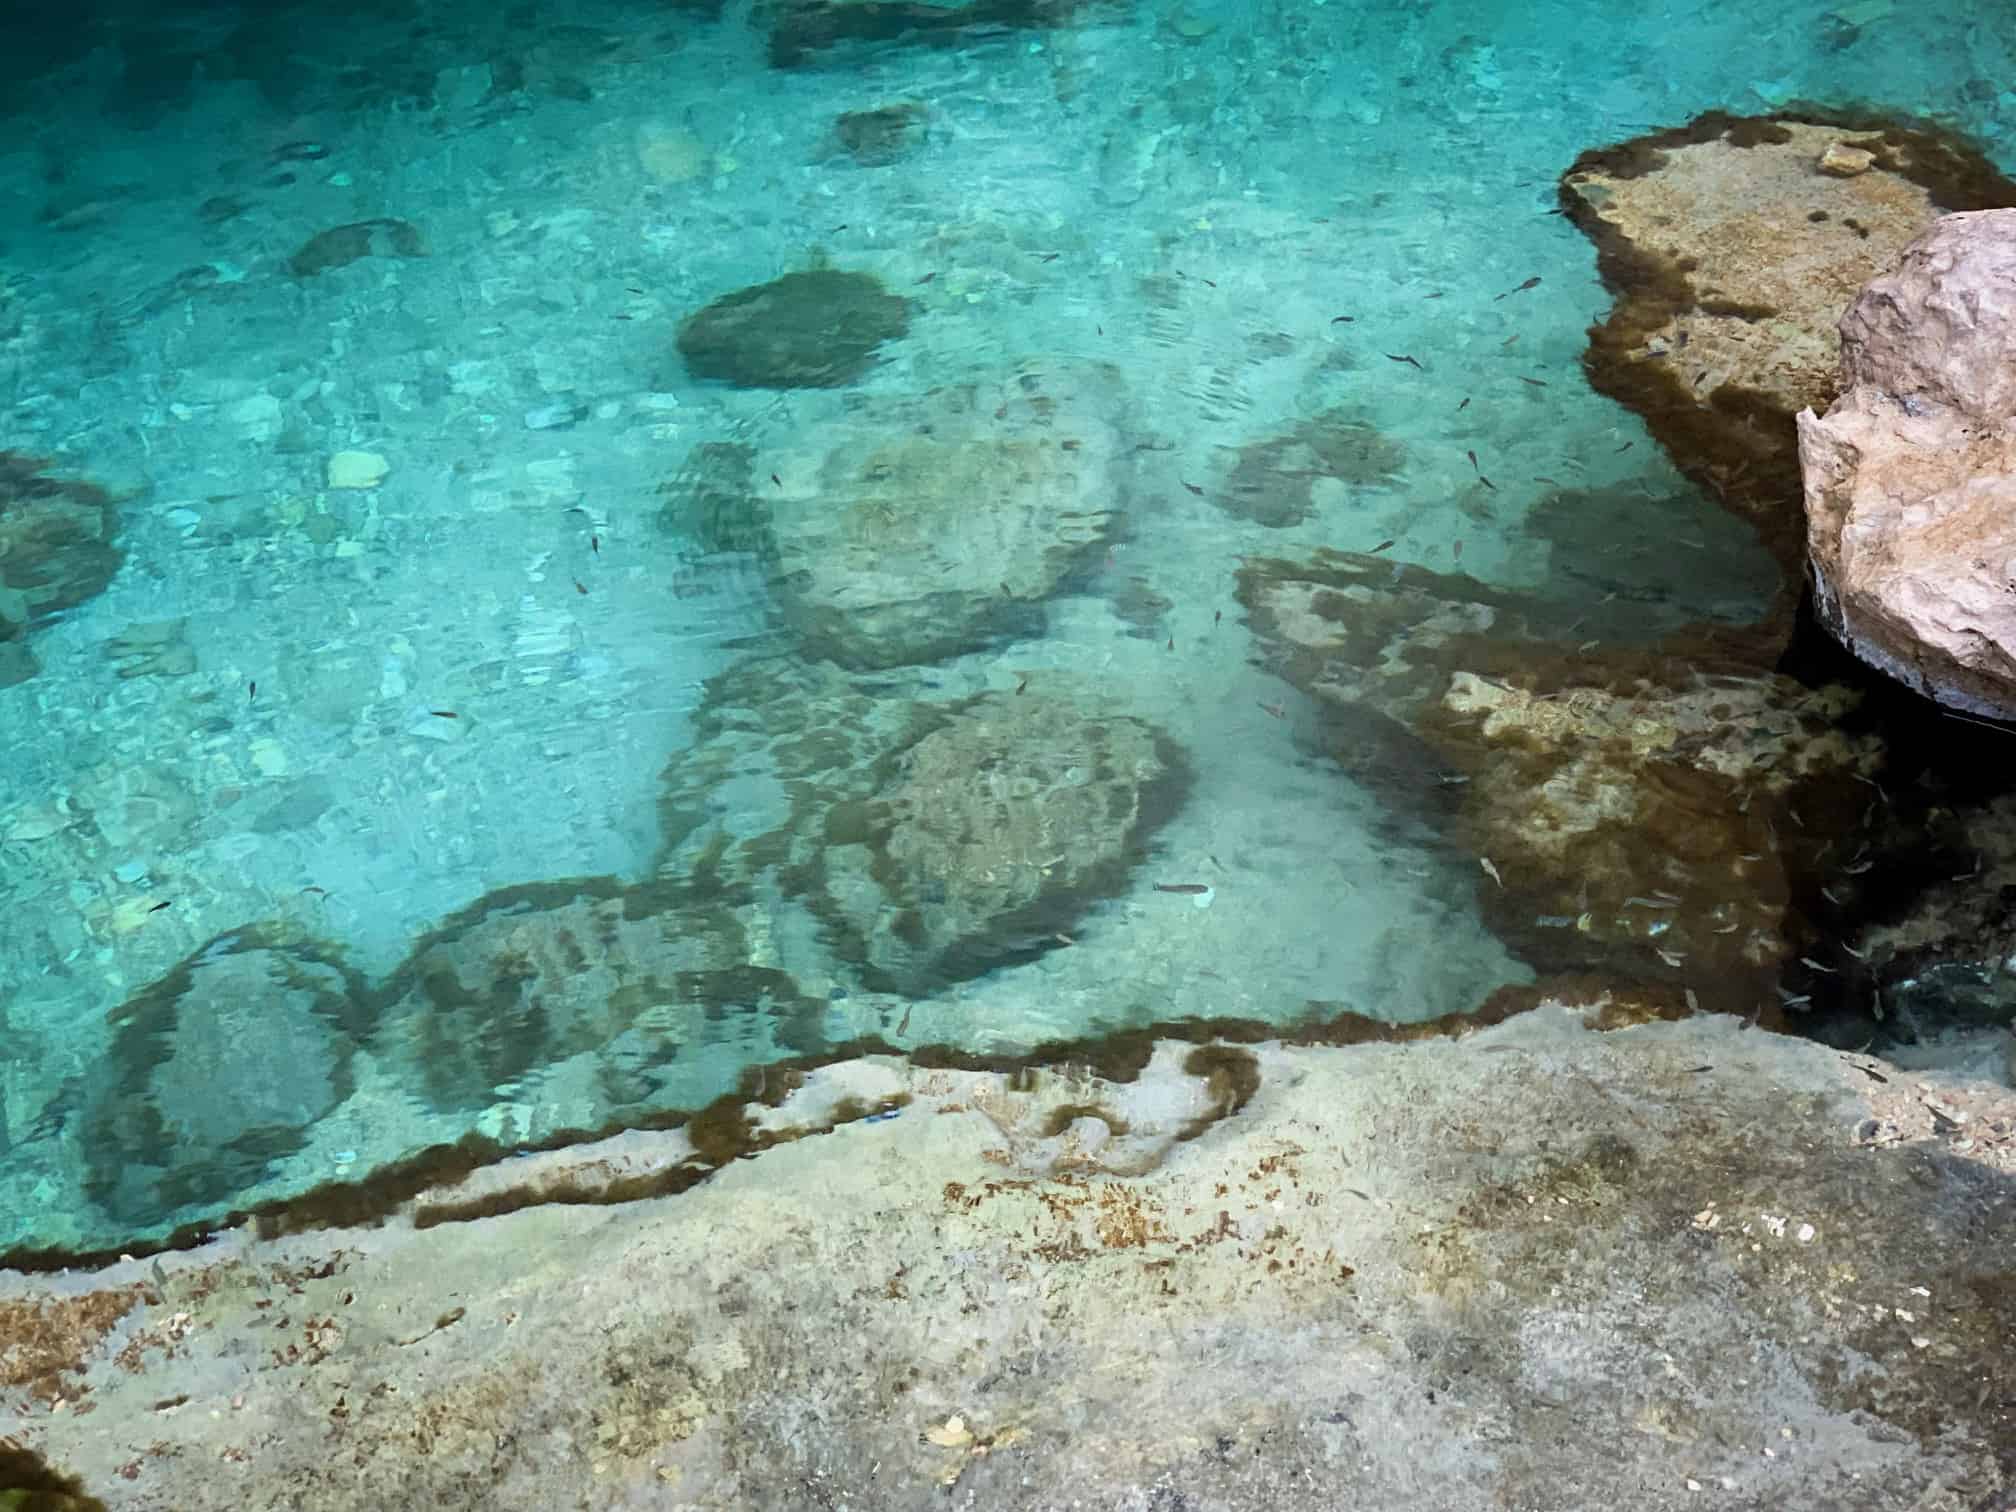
left=0, top=452, right=122, bottom=688
left=1799, top=209, right=2016, bottom=721
left=373, top=877, right=825, bottom=1114
left=1560, top=111, right=2016, bottom=579
left=663, top=361, right=1124, bottom=669
left=656, top=658, right=1189, bottom=997
left=79, top=932, right=368, bottom=1232
left=1237, top=549, right=1882, bottom=1014
left=675, top=268, right=909, bottom=389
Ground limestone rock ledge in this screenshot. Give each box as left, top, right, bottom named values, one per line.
left=1799, top=209, right=2016, bottom=720
left=4, top=1009, right=2012, bottom=1510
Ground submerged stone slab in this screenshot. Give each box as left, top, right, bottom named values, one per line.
left=0, top=452, right=122, bottom=688
left=9, top=1012, right=2013, bottom=1509
left=1799, top=209, right=2016, bottom=721
left=1237, top=549, right=1883, bottom=1015
left=656, top=657, right=1189, bottom=996
left=675, top=268, right=909, bottom=389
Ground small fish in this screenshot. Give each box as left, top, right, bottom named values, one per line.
left=1181, top=481, right=1205, bottom=496
left=1800, top=957, right=1837, bottom=974
left=1015, top=676, right=1028, bottom=695
left=147, top=900, right=173, bottom=914
left=1714, top=921, right=1741, bottom=935
left=1842, top=941, right=1868, bottom=961
left=1456, top=396, right=1470, bottom=412
left=1656, top=947, right=1686, bottom=968
left=1213, top=609, right=1222, bottom=626
left=1480, top=857, right=1504, bottom=888
left=1518, top=376, right=1548, bottom=388
left=1258, top=700, right=1287, bottom=719
left=1037, top=251, right=1060, bottom=263
left=302, top=885, right=329, bottom=898
left=1330, top=314, right=1355, bottom=324
left=1494, top=276, right=1542, bottom=300
left=1424, top=292, right=1443, bottom=300
left=1166, top=636, right=1175, bottom=651
left=1154, top=883, right=1213, bottom=895
left=1466, top=449, right=1480, bottom=472
left=1452, top=540, right=1463, bottom=560
left=1386, top=353, right=1424, bottom=370
left=771, top=473, right=783, bottom=488
left=1368, top=539, right=1396, bottom=554
left=1846, top=1061, right=1888, bottom=1084
left=1613, top=441, right=1634, bottom=454
left=1534, top=475, right=1561, bottom=485
left=248, top=680, right=257, bottom=700
left=1478, top=474, right=1496, bottom=491
left=1684, top=988, right=1699, bottom=1013
left=591, top=535, right=600, bottom=555
left=574, top=579, right=588, bottom=595
left=430, top=709, right=459, bottom=719
left=915, top=271, right=936, bottom=285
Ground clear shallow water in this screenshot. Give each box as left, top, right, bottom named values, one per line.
left=0, top=0, right=2008, bottom=1256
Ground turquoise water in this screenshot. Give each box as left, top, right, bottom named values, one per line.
left=0, top=0, right=2009, bottom=1257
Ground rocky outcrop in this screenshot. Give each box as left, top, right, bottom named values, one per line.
left=1560, top=113, right=2016, bottom=580
left=0, top=452, right=122, bottom=687
left=1798, top=210, right=2016, bottom=721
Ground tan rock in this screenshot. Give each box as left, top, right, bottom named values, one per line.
left=1818, top=141, right=1876, bottom=177
left=1798, top=209, right=2016, bottom=719
left=1559, top=113, right=2016, bottom=577
left=326, top=449, right=389, bottom=489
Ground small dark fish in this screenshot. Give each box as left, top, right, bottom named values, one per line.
left=1518, top=376, right=1548, bottom=387
left=1213, top=609, right=1222, bottom=626
left=1180, top=481, right=1205, bottom=496
left=1386, top=353, right=1423, bottom=370
left=1166, top=636, right=1174, bottom=651
left=1368, top=539, right=1396, bottom=554
left=1037, top=251, right=1059, bottom=262
left=1466, top=449, right=1480, bottom=472
left=574, top=579, right=588, bottom=595
left=147, top=900, right=173, bottom=913
left=591, top=534, right=600, bottom=554
left=1015, top=676, right=1028, bottom=695
left=915, top=272, right=936, bottom=285
left=1153, top=883, right=1213, bottom=895
left=1452, top=539, right=1463, bottom=561
left=1843, top=1060, right=1888, bottom=1084
left=1613, top=441, right=1634, bottom=454
left=248, top=680, right=257, bottom=700
left=1424, top=292, right=1443, bottom=300
left=1456, top=396, right=1470, bottom=412
left=1329, top=314, right=1355, bottom=324
left=430, top=710, right=458, bottom=719
left=1494, top=276, right=1542, bottom=301
left=1478, top=474, right=1496, bottom=491
left=1535, top=475, right=1562, bottom=485
left=771, top=473, right=783, bottom=488
left=626, top=286, right=644, bottom=294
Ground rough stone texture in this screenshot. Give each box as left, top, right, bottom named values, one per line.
left=6, top=1009, right=2013, bottom=1510
left=76, top=934, right=369, bottom=1236
left=655, top=657, right=1188, bottom=997
left=757, top=360, right=1123, bottom=668
left=674, top=268, right=909, bottom=389
left=1560, top=113, right=2016, bottom=578
left=1236, top=550, right=1883, bottom=1017
left=1211, top=406, right=1405, bottom=528
left=0, top=452, right=122, bottom=688
left=1798, top=210, right=2016, bottom=720
left=371, top=877, right=826, bottom=1116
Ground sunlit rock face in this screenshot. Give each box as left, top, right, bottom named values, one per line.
left=1559, top=112, right=2016, bottom=581
left=1799, top=209, right=2016, bottom=722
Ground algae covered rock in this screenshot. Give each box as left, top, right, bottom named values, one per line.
left=656, top=658, right=1189, bottom=996
left=373, top=876, right=824, bottom=1113
left=1560, top=110, right=2016, bottom=575
left=676, top=268, right=909, bottom=388
left=79, top=931, right=369, bottom=1232
left=666, top=360, right=1122, bottom=668
left=0, top=452, right=122, bottom=687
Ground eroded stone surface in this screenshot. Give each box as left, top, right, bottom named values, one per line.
left=1560, top=112, right=2016, bottom=576
left=8, top=1011, right=2012, bottom=1510
left=1799, top=209, right=2016, bottom=720
left=675, top=268, right=909, bottom=388
left=1237, top=550, right=1882, bottom=1013
left=656, top=657, right=1188, bottom=996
